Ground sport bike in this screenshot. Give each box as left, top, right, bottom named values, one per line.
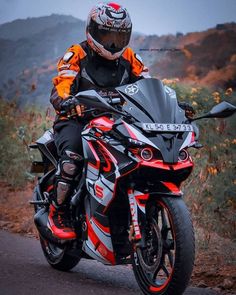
left=31, top=78, right=236, bottom=295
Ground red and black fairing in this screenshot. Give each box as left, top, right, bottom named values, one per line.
left=77, top=79, right=195, bottom=264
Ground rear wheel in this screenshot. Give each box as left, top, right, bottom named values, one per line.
left=39, top=237, right=80, bottom=271
left=34, top=179, right=81, bottom=271
left=132, top=197, right=195, bottom=295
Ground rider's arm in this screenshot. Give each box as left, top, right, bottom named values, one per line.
left=122, top=47, right=151, bottom=83
left=50, top=45, right=87, bottom=111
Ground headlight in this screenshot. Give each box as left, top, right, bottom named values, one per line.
left=140, top=148, right=153, bottom=161
left=178, top=149, right=189, bottom=161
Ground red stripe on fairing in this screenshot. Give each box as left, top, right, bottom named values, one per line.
left=171, top=160, right=193, bottom=170
left=140, top=159, right=193, bottom=170
left=123, top=121, right=138, bottom=139
left=91, top=217, right=111, bottom=235
left=87, top=141, right=100, bottom=169
left=86, top=215, right=115, bottom=265
left=135, top=193, right=149, bottom=207
left=191, top=131, right=195, bottom=143
left=140, top=160, right=171, bottom=170
left=97, top=141, right=118, bottom=164
left=162, top=182, right=180, bottom=193
left=89, top=116, right=114, bottom=132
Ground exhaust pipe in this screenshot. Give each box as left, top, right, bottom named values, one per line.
left=34, top=208, right=65, bottom=245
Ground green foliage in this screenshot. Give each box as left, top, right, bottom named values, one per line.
left=165, top=81, right=236, bottom=239
left=0, top=97, right=52, bottom=187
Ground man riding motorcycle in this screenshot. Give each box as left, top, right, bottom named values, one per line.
left=48, top=2, right=194, bottom=240
left=48, top=2, right=151, bottom=240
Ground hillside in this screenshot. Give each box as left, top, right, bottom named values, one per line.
left=150, top=23, right=236, bottom=89
left=0, top=14, right=80, bottom=41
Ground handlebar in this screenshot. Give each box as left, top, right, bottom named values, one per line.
left=107, top=97, right=121, bottom=105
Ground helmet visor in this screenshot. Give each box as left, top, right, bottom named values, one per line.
left=89, top=20, right=131, bottom=52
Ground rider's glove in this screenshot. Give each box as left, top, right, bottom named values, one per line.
left=178, top=102, right=196, bottom=118
left=60, top=96, right=85, bottom=117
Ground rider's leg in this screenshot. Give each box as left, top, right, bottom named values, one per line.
left=47, top=119, right=84, bottom=240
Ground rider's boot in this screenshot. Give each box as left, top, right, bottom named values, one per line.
left=47, top=150, right=82, bottom=240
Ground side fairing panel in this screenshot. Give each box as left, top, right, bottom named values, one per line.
left=82, top=136, right=137, bottom=265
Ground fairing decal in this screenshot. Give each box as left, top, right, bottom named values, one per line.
left=162, top=182, right=182, bottom=194
left=90, top=218, right=113, bottom=251
left=123, top=121, right=158, bottom=149
left=91, top=217, right=111, bottom=235
left=84, top=238, right=108, bottom=264
left=86, top=215, right=115, bottom=265
left=180, top=132, right=193, bottom=150
left=123, top=121, right=138, bottom=139
left=87, top=141, right=100, bottom=170
left=128, top=189, right=142, bottom=240
left=89, top=116, right=114, bottom=132
left=97, top=141, right=118, bottom=164
left=171, top=160, right=193, bottom=170
left=133, top=191, right=149, bottom=214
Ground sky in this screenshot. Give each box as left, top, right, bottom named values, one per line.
left=0, top=0, right=236, bottom=35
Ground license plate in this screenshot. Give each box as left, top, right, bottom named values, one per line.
left=142, top=123, right=194, bottom=132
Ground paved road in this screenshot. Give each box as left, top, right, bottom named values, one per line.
left=0, top=230, right=222, bottom=295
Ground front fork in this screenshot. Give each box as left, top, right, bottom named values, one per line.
left=127, top=188, right=149, bottom=243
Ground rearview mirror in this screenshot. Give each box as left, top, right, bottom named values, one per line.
left=208, top=101, right=236, bottom=118
left=192, top=101, right=236, bottom=121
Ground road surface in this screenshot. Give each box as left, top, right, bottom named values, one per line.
left=0, top=230, right=222, bottom=295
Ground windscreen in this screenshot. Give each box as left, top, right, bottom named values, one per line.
left=116, top=78, right=186, bottom=124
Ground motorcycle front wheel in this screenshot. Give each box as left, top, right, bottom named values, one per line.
left=132, top=196, right=195, bottom=295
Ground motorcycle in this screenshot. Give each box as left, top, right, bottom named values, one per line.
left=30, top=78, right=236, bottom=295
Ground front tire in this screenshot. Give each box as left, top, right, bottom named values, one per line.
left=132, top=197, right=195, bottom=295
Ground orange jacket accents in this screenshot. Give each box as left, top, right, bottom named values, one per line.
left=122, top=47, right=144, bottom=77
left=52, top=45, right=87, bottom=99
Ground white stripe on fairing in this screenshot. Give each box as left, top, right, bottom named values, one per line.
left=94, top=180, right=113, bottom=206
left=180, top=132, right=192, bottom=150
left=58, top=70, right=77, bottom=77
left=86, top=169, right=98, bottom=181
left=87, top=164, right=99, bottom=176
left=123, top=121, right=159, bottom=149
left=100, top=175, right=115, bottom=191
left=91, top=220, right=113, bottom=252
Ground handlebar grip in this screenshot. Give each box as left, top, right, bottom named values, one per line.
left=108, top=97, right=121, bottom=105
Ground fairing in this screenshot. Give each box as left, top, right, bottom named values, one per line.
left=116, top=79, right=193, bottom=163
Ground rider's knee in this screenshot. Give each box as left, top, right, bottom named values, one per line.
left=58, top=150, right=83, bottom=180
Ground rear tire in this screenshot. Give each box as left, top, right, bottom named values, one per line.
left=132, top=196, right=195, bottom=295
left=34, top=178, right=81, bottom=271
left=39, top=237, right=80, bottom=271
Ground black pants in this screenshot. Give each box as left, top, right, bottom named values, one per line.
left=54, top=119, right=85, bottom=157
left=52, top=119, right=85, bottom=206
